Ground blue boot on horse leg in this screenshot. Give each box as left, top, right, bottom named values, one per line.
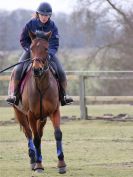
left=33, top=136, right=44, bottom=173
left=28, top=138, right=36, bottom=170
left=54, top=128, right=66, bottom=174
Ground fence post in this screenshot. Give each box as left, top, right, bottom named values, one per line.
left=79, top=75, right=87, bottom=119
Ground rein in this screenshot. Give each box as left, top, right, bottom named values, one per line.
left=0, top=58, right=31, bottom=74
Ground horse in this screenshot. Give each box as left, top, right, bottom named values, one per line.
left=12, top=31, right=66, bottom=174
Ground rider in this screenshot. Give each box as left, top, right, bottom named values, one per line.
left=6, top=2, right=73, bottom=106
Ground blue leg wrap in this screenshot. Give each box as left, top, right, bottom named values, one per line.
left=28, top=139, right=36, bottom=164
left=28, top=139, right=35, bottom=151
left=54, top=129, right=64, bottom=160
left=34, top=137, right=42, bottom=163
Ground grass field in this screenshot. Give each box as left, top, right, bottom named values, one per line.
left=0, top=105, right=133, bottom=177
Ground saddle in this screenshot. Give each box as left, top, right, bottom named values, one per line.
left=8, top=60, right=59, bottom=98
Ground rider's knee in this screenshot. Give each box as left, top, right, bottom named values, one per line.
left=19, top=50, right=30, bottom=62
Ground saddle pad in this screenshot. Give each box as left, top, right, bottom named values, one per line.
left=20, top=65, right=32, bottom=94
left=8, top=64, right=32, bottom=96
left=8, top=69, right=15, bottom=97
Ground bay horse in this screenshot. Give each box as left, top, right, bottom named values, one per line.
left=12, top=31, right=66, bottom=174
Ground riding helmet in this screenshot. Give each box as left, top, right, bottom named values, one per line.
left=36, top=2, right=52, bottom=16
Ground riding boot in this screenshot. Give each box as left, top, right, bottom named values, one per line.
left=6, top=51, right=30, bottom=105
left=59, top=80, right=73, bottom=106
left=6, top=80, right=21, bottom=105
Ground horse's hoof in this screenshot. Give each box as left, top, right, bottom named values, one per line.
left=58, top=166, right=66, bottom=174
left=30, top=163, right=36, bottom=171
left=34, top=167, right=44, bottom=173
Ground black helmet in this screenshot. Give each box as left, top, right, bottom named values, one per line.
left=36, top=2, right=52, bottom=16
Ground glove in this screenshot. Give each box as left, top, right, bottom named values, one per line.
left=48, top=54, right=53, bottom=60
left=24, top=47, right=30, bottom=52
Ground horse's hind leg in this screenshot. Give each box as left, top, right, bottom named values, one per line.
left=13, top=107, right=36, bottom=170
left=50, top=108, right=66, bottom=174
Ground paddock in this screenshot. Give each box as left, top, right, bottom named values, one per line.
left=0, top=106, right=133, bottom=177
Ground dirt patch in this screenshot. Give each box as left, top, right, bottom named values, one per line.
left=87, top=114, right=133, bottom=122
left=0, top=114, right=133, bottom=126
left=0, top=118, right=16, bottom=126
left=61, top=116, right=80, bottom=123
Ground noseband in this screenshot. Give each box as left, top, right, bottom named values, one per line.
left=32, top=57, right=49, bottom=77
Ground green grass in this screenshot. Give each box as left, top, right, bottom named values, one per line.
left=0, top=106, right=133, bottom=177
left=0, top=121, right=133, bottom=177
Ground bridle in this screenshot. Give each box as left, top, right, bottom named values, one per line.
left=31, top=37, right=50, bottom=77
left=32, top=55, right=49, bottom=77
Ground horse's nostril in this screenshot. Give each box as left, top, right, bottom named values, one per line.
left=33, top=68, right=43, bottom=77
left=33, top=68, right=38, bottom=73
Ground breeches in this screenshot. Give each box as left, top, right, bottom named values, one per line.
left=50, top=55, right=66, bottom=82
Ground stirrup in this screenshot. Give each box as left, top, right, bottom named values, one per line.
left=61, top=95, right=73, bottom=106
left=6, top=96, right=19, bottom=105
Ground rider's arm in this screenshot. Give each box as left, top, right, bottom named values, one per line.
left=48, top=23, right=59, bottom=57
left=20, top=22, right=31, bottom=51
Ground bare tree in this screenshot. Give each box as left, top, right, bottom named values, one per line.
left=74, top=0, right=133, bottom=95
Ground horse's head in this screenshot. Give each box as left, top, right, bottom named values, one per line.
left=29, top=31, right=52, bottom=77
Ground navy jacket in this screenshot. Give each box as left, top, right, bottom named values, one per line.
left=20, top=18, right=59, bottom=57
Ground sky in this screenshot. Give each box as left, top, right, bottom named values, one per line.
left=0, top=0, right=77, bottom=14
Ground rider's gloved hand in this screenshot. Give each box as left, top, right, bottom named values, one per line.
left=48, top=54, right=53, bottom=60
left=24, top=47, right=30, bottom=52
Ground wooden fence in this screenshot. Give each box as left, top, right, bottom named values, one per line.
left=0, top=71, right=133, bottom=119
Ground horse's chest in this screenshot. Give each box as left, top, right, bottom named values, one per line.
left=30, top=94, right=58, bottom=117
left=27, top=77, right=59, bottom=117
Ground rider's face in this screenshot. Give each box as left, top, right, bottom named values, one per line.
left=38, top=14, right=49, bottom=24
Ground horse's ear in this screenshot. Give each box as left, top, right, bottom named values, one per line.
left=29, top=31, right=36, bottom=41
left=45, top=31, right=52, bottom=41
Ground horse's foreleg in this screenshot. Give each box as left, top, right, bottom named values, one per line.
left=54, top=128, right=64, bottom=160
left=33, top=133, right=42, bottom=164
left=28, top=139, right=36, bottom=170
left=50, top=109, right=66, bottom=174
left=33, top=120, right=47, bottom=172
left=28, top=111, right=46, bottom=172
